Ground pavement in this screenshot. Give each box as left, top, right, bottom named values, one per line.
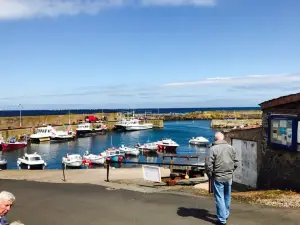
left=1, top=179, right=300, bottom=225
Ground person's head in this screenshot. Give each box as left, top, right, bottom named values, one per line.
left=214, top=132, right=225, bottom=142
left=0, top=191, right=15, bottom=216
left=10, top=221, right=24, bottom=225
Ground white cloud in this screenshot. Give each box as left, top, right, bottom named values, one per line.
left=163, top=74, right=300, bottom=87
left=0, top=0, right=216, bottom=20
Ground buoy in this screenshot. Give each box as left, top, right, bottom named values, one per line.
left=118, top=156, right=123, bottom=162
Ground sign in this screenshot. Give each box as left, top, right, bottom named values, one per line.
left=232, top=139, right=257, bottom=188
left=269, top=115, right=297, bottom=150
left=142, top=165, right=161, bottom=182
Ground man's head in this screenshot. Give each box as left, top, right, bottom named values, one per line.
left=0, top=191, right=15, bottom=216
left=214, top=132, right=225, bottom=141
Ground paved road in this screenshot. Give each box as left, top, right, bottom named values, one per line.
left=1, top=179, right=299, bottom=225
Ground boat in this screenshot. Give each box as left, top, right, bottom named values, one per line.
left=76, top=122, right=107, bottom=137
left=17, top=153, right=47, bottom=170
left=50, top=127, right=76, bottom=142
left=30, top=126, right=55, bottom=143
left=0, top=155, right=7, bottom=170
left=119, top=145, right=140, bottom=156
left=82, top=151, right=105, bottom=165
left=62, top=154, right=83, bottom=168
left=1, top=135, right=28, bottom=151
left=189, top=136, right=210, bottom=145
left=115, top=118, right=153, bottom=131
left=136, top=142, right=158, bottom=153
left=156, top=138, right=179, bottom=153
left=100, top=148, right=125, bottom=162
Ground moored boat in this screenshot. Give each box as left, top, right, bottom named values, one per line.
left=76, top=122, right=107, bottom=137
left=82, top=151, right=105, bottom=165
left=30, top=126, right=55, bottom=143
left=101, top=148, right=125, bottom=162
left=17, top=153, right=47, bottom=170
left=156, top=138, right=179, bottom=153
left=0, top=155, right=7, bottom=170
left=1, top=135, right=28, bottom=151
left=62, top=154, right=83, bottom=168
left=189, top=136, right=210, bottom=145
left=119, top=145, right=140, bottom=156
left=136, top=142, right=158, bottom=153
left=50, top=127, right=76, bottom=142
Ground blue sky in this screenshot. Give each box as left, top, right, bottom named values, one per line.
left=0, top=0, right=300, bottom=109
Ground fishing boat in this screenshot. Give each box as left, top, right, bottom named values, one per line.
left=62, top=154, right=83, bottom=168
left=1, top=135, right=28, bottom=151
left=82, top=151, right=105, bottom=165
left=156, top=138, right=179, bottom=153
left=50, top=127, right=76, bottom=142
left=17, top=153, right=47, bottom=170
left=76, top=122, right=107, bottom=137
left=119, top=145, right=140, bottom=156
left=136, top=142, right=158, bottom=153
left=189, top=136, right=210, bottom=145
left=30, top=126, right=55, bottom=143
left=100, top=148, right=125, bottom=162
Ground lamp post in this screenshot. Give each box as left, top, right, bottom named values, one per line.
left=18, top=104, right=23, bottom=127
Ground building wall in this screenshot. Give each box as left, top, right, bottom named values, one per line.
left=259, top=102, right=300, bottom=191
left=224, top=128, right=262, bottom=189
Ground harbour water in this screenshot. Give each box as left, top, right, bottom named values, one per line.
left=1, top=120, right=216, bottom=169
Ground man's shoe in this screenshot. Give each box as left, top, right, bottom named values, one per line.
left=215, top=222, right=226, bottom=225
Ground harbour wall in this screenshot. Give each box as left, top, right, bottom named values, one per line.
left=0, top=113, right=164, bottom=139
left=210, top=119, right=262, bottom=129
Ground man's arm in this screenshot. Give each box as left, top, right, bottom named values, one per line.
left=205, top=147, right=215, bottom=178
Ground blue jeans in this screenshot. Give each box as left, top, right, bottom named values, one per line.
left=213, top=179, right=232, bottom=224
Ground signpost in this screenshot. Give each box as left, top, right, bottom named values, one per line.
left=142, top=165, right=161, bottom=182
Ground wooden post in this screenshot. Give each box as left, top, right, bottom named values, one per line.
left=106, top=159, right=110, bottom=182
left=62, top=163, right=66, bottom=182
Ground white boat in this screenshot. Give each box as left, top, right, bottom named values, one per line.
left=82, top=151, right=105, bottom=165
left=100, top=148, right=125, bottom=162
left=119, top=145, right=140, bottom=156
left=156, top=138, right=179, bottom=153
left=30, top=126, right=55, bottom=143
left=114, top=111, right=153, bottom=131
left=76, top=122, right=107, bottom=137
left=0, top=155, right=7, bottom=170
left=137, top=142, right=158, bottom=152
left=189, top=136, right=210, bottom=145
left=62, top=154, right=83, bottom=168
left=50, top=128, right=75, bottom=142
left=17, top=153, right=47, bottom=170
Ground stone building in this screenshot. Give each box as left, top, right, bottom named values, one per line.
left=259, top=93, right=300, bottom=191
left=224, top=92, right=300, bottom=191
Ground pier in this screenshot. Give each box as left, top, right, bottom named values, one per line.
left=0, top=112, right=164, bottom=139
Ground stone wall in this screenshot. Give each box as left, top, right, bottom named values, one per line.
left=0, top=112, right=121, bottom=130
left=259, top=101, right=300, bottom=191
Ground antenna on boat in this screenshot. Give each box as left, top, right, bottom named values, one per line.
left=68, top=109, right=71, bottom=125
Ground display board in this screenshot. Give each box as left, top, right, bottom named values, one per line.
left=269, top=116, right=297, bottom=150
left=142, top=165, right=161, bottom=182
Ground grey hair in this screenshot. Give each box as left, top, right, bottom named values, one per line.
left=0, top=191, right=15, bottom=202
left=214, top=132, right=225, bottom=141
left=10, top=221, right=25, bottom=225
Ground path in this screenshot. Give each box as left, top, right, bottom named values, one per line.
left=1, top=179, right=300, bottom=225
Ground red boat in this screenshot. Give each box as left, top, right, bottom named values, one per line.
left=0, top=136, right=28, bottom=151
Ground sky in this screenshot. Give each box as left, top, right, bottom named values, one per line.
left=0, top=0, right=300, bottom=110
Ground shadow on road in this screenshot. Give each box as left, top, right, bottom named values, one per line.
left=177, top=207, right=217, bottom=224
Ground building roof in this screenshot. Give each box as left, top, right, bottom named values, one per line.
left=259, top=92, right=300, bottom=110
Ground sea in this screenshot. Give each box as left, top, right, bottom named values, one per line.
left=1, top=120, right=218, bottom=170
left=0, top=107, right=259, bottom=117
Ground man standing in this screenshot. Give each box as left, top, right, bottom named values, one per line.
left=205, top=132, right=238, bottom=225
left=0, top=191, right=15, bottom=225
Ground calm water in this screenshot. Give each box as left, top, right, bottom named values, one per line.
left=1, top=120, right=216, bottom=169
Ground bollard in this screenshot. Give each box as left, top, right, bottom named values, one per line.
left=106, top=159, right=110, bottom=182
left=62, top=163, right=66, bottom=182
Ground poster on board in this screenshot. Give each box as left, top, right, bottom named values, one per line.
left=142, top=165, right=161, bottom=183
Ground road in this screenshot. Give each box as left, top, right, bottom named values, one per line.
left=1, top=179, right=299, bottom=225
